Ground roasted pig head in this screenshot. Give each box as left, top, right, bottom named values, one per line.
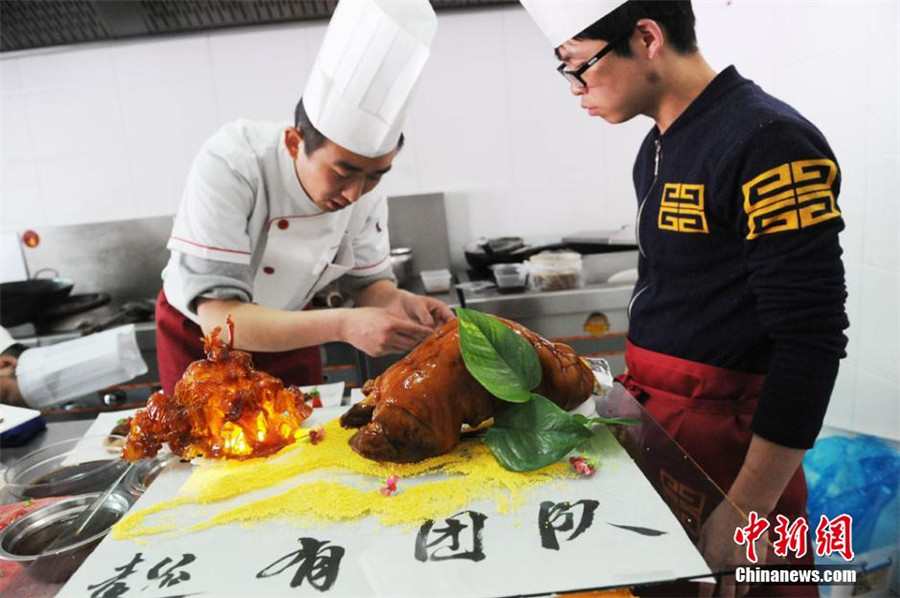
left=340, top=318, right=594, bottom=463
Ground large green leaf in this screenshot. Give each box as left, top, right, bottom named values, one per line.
left=484, top=394, right=595, bottom=471
left=456, top=307, right=541, bottom=403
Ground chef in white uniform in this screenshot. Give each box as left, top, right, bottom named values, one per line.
left=155, top=0, right=452, bottom=394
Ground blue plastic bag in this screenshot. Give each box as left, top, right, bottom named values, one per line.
left=804, top=435, right=900, bottom=553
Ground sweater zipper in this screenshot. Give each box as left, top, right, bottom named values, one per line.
left=627, top=285, right=649, bottom=320
left=635, top=138, right=661, bottom=258
left=629, top=139, right=661, bottom=321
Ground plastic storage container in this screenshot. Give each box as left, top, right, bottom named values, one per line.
left=490, top=263, right=528, bottom=293
left=528, top=251, right=584, bottom=291
left=420, top=269, right=452, bottom=294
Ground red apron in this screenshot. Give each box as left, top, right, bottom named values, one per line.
left=619, top=340, right=817, bottom=598
left=155, top=290, right=323, bottom=395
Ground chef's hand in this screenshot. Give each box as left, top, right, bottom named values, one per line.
left=698, top=500, right=767, bottom=598
left=388, top=290, right=454, bottom=329
left=342, top=307, right=435, bottom=356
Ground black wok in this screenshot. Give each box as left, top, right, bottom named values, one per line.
left=464, top=237, right=570, bottom=272
left=0, top=278, right=74, bottom=327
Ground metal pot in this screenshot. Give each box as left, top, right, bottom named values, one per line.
left=390, top=247, right=414, bottom=287
left=0, top=278, right=74, bottom=327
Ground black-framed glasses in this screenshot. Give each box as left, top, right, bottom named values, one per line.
left=556, top=31, right=632, bottom=89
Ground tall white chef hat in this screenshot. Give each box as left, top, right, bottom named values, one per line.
left=520, top=0, right=626, bottom=48
left=302, top=0, right=437, bottom=158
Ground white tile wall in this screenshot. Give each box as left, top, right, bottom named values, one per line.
left=0, top=1, right=897, bottom=438
left=858, top=267, right=900, bottom=383
left=112, top=37, right=219, bottom=218
left=208, top=23, right=319, bottom=124
left=853, top=369, right=900, bottom=440
left=0, top=232, right=25, bottom=282
left=866, top=0, right=900, bottom=157
left=694, top=0, right=776, bottom=89
left=864, top=154, right=900, bottom=270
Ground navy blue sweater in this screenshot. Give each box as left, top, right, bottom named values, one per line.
left=629, top=66, right=848, bottom=449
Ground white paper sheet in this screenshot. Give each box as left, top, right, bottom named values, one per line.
left=60, top=404, right=712, bottom=597
left=0, top=404, right=42, bottom=436
left=299, top=382, right=345, bottom=408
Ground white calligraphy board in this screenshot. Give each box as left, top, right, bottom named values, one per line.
left=59, top=403, right=711, bottom=597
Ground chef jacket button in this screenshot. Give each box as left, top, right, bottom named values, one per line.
left=277, top=219, right=289, bottom=230
left=263, top=266, right=275, bottom=275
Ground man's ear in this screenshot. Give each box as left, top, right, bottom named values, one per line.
left=284, top=127, right=303, bottom=159
left=0, top=354, right=18, bottom=373
left=635, top=18, right=665, bottom=60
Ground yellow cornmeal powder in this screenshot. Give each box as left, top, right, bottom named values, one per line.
left=113, top=417, right=577, bottom=540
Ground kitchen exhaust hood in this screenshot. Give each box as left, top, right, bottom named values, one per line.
left=0, top=0, right=516, bottom=54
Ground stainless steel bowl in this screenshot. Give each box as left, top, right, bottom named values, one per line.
left=0, top=491, right=132, bottom=583
left=390, top=247, right=414, bottom=287
left=2, top=435, right=127, bottom=501
left=123, top=453, right=176, bottom=498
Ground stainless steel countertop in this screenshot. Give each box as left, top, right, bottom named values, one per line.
left=460, top=281, right=635, bottom=319
left=0, top=419, right=93, bottom=466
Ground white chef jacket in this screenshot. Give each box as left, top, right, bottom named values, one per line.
left=162, top=120, right=394, bottom=324
left=0, top=326, right=17, bottom=356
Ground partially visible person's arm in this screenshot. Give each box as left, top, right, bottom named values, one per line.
left=729, top=435, right=806, bottom=516
left=196, top=296, right=435, bottom=357
left=341, top=194, right=454, bottom=330
left=700, top=120, right=848, bottom=598
left=698, top=436, right=806, bottom=597
left=197, top=298, right=348, bottom=351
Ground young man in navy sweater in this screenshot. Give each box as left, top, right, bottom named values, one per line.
left=521, top=2, right=847, bottom=597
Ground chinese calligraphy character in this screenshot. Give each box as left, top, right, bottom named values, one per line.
left=146, top=554, right=197, bottom=589
left=538, top=499, right=599, bottom=550
left=415, top=510, right=487, bottom=562
left=772, top=515, right=809, bottom=559
left=87, top=553, right=145, bottom=598
left=733, top=511, right=770, bottom=564
left=815, top=514, right=854, bottom=562
left=258, top=537, right=345, bottom=591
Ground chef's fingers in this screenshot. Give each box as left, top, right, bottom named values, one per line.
left=431, top=300, right=455, bottom=324
left=380, top=329, right=429, bottom=354
left=392, top=318, right=435, bottom=341
left=408, top=300, right=435, bottom=327
left=382, top=336, right=420, bottom=355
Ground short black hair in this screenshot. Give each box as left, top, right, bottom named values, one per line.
left=574, top=0, right=697, bottom=57
left=294, top=98, right=405, bottom=157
